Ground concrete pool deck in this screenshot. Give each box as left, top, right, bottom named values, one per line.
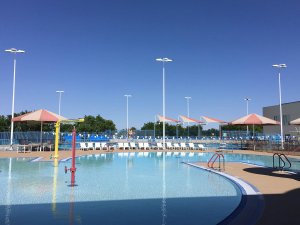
left=1, top=149, right=300, bottom=224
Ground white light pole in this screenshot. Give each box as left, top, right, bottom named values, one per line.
left=185, top=96, right=191, bottom=137
left=244, top=97, right=251, bottom=135
left=272, top=64, right=287, bottom=150
left=56, top=91, right=64, bottom=115
left=156, top=58, right=173, bottom=149
left=124, top=94, right=132, bottom=139
left=5, top=48, right=25, bottom=148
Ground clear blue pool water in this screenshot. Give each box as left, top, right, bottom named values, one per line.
left=0, top=153, right=242, bottom=225
left=1, top=152, right=298, bottom=225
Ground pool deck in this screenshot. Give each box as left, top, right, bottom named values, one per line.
left=1, top=149, right=300, bottom=224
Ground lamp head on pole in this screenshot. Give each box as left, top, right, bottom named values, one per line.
left=244, top=97, right=251, bottom=101
left=156, top=58, right=173, bottom=62
left=56, top=91, right=64, bottom=93
left=5, top=48, right=25, bottom=54
left=124, top=94, right=132, bottom=98
left=272, top=64, right=287, bottom=68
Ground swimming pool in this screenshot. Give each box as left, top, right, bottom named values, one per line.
left=0, top=153, right=243, bottom=225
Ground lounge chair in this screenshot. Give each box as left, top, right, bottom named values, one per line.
left=80, top=142, right=88, bottom=151
left=173, top=143, right=180, bottom=150
left=118, top=142, right=125, bottom=150
left=180, top=143, right=188, bottom=150
left=138, top=142, right=144, bottom=150
left=188, top=143, right=199, bottom=150
left=166, top=142, right=174, bottom=149
left=87, top=142, right=95, bottom=150
left=130, top=142, right=137, bottom=149
left=101, top=142, right=108, bottom=150
left=157, top=142, right=163, bottom=150
left=95, top=142, right=101, bottom=150
left=124, top=142, right=130, bottom=150
left=198, top=144, right=208, bottom=150
left=144, top=142, right=150, bottom=150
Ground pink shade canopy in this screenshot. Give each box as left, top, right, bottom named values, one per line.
left=179, top=115, right=204, bottom=124
left=201, top=116, right=225, bottom=123
left=290, top=118, right=300, bottom=125
left=157, top=115, right=179, bottom=123
left=231, top=113, right=279, bottom=125
left=12, top=109, right=67, bottom=122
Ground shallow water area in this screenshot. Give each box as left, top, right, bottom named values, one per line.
left=0, top=153, right=242, bottom=225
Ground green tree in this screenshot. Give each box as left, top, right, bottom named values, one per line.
left=76, top=115, right=116, bottom=132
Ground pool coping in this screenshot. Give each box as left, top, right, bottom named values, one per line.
left=184, top=162, right=264, bottom=225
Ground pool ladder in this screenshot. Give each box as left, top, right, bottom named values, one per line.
left=273, top=153, right=291, bottom=170
left=208, top=153, right=225, bottom=171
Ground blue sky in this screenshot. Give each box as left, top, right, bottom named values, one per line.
left=0, top=0, right=299, bottom=129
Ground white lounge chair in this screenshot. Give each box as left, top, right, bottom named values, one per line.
left=80, top=142, right=88, bottom=151
left=157, top=142, right=163, bottom=150
left=130, top=142, right=137, bottom=149
left=101, top=142, right=108, bottom=150
left=138, top=142, right=144, bottom=150
left=95, top=142, right=101, bottom=150
left=166, top=142, right=174, bottom=149
left=144, top=142, right=150, bottom=150
left=173, top=143, right=180, bottom=150
left=180, top=143, right=188, bottom=150
left=188, top=143, right=199, bottom=150
left=124, top=143, right=130, bottom=150
left=118, top=143, right=125, bottom=150
left=87, top=142, right=94, bottom=150
left=198, top=144, right=207, bottom=150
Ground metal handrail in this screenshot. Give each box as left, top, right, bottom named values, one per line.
left=273, top=153, right=292, bottom=170
left=208, top=153, right=225, bottom=171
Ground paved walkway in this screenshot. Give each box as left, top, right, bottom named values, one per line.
left=193, top=162, right=300, bottom=225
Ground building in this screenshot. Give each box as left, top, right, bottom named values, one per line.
left=263, top=101, right=300, bottom=137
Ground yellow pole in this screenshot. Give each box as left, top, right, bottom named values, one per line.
left=54, top=121, right=60, bottom=159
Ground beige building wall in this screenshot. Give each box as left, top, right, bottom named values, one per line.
left=263, top=101, right=300, bottom=137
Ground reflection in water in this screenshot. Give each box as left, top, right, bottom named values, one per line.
left=5, top=158, right=12, bottom=225
left=52, top=159, right=58, bottom=214
left=69, top=187, right=75, bottom=225
left=162, top=152, right=167, bottom=225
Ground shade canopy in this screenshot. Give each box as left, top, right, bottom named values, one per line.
left=179, top=115, right=204, bottom=124
left=201, top=116, right=225, bottom=124
left=157, top=115, right=179, bottom=123
left=290, top=118, right=300, bottom=125
left=12, top=109, right=67, bottom=122
left=230, top=113, right=279, bottom=125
